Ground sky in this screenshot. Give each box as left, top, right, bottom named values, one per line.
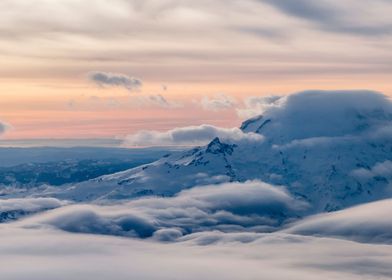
left=1, top=0, right=392, bottom=143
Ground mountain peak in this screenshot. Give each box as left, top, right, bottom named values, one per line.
left=54, top=90, right=392, bottom=213
left=206, top=137, right=235, bottom=155
left=240, top=115, right=264, bottom=131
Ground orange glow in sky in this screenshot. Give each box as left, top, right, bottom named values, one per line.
left=1, top=0, right=391, bottom=143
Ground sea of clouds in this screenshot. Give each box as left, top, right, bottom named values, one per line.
left=7, top=181, right=307, bottom=239
left=1, top=221, right=392, bottom=280
left=2, top=181, right=392, bottom=246
left=1, top=89, right=392, bottom=279
left=2, top=193, right=392, bottom=280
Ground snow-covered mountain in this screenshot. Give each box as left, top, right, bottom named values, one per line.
left=56, top=90, right=392, bottom=213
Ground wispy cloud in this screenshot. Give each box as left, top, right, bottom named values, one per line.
left=200, top=94, right=237, bottom=111
left=261, top=0, right=392, bottom=36
left=146, top=94, right=182, bottom=109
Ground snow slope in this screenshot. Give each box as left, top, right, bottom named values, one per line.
left=55, top=90, right=392, bottom=213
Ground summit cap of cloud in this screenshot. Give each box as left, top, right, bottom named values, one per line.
left=241, top=90, right=392, bottom=144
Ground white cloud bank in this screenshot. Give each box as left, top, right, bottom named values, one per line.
left=88, top=71, right=142, bottom=91
left=0, top=225, right=392, bottom=280
left=124, top=124, right=263, bottom=146
left=0, top=186, right=391, bottom=280
left=0, top=198, right=66, bottom=213
left=17, top=181, right=307, bottom=238
left=0, top=198, right=67, bottom=222
left=287, top=199, right=392, bottom=244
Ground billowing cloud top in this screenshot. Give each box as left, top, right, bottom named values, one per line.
left=241, top=90, right=392, bottom=143
left=287, top=199, right=392, bottom=244
left=15, top=181, right=307, bottom=238
left=89, top=71, right=142, bottom=91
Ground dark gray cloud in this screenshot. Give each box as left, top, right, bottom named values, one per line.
left=261, top=0, right=392, bottom=36
left=262, top=0, right=339, bottom=23
left=89, top=71, right=142, bottom=91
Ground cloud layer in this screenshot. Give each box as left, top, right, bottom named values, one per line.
left=2, top=0, right=392, bottom=83
left=124, top=124, right=263, bottom=146
left=0, top=198, right=67, bottom=222
left=262, top=0, right=392, bottom=36
left=16, top=181, right=307, bottom=238
left=237, top=95, right=282, bottom=119
left=287, top=199, right=392, bottom=244
left=1, top=221, right=392, bottom=279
